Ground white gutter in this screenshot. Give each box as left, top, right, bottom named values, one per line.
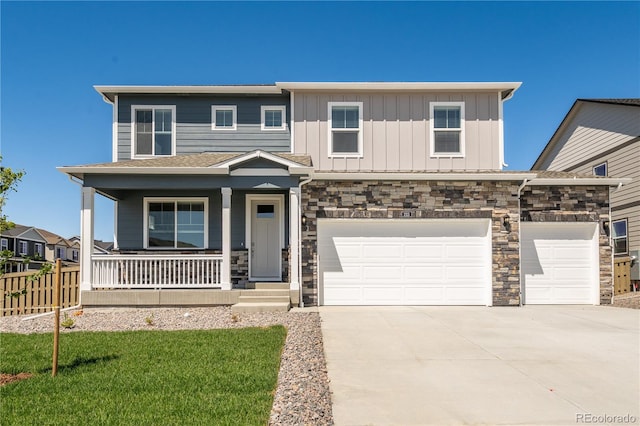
left=22, top=304, right=82, bottom=321
left=297, top=177, right=313, bottom=308
left=527, top=177, right=632, bottom=186
left=276, top=82, right=522, bottom=92
left=311, top=172, right=537, bottom=181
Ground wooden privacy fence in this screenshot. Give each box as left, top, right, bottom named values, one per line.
left=614, top=257, right=632, bottom=295
left=1, top=266, right=80, bottom=317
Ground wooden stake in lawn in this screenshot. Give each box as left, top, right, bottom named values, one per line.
left=52, top=258, right=61, bottom=377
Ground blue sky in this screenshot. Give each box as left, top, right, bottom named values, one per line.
left=1, top=1, right=639, bottom=241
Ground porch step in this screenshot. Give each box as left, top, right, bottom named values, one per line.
left=232, top=284, right=291, bottom=313
left=250, top=282, right=289, bottom=290
left=231, top=302, right=291, bottom=313
left=238, top=295, right=290, bottom=304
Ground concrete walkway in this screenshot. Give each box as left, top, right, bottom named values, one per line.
left=320, top=306, right=640, bottom=425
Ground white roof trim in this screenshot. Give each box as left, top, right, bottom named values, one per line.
left=276, top=82, right=522, bottom=92
left=95, top=85, right=283, bottom=102
left=311, top=172, right=537, bottom=181
left=527, top=177, right=632, bottom=186
left=213, top=150, right=306, bottom=169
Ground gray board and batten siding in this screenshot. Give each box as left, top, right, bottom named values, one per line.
left=115, top=189, right=290, bottom=251
left=292, top=91, right=502, bottom=172
left=117, top=95, right=291, bottom=160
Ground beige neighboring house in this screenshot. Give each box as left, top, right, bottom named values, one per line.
left=532, top=99, right=640, bottom=285
left=36, top=228, right=79, bottom=265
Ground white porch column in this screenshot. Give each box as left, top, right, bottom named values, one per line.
left=289, top=187, right=300, bottom=291
left=80, top=187, right=95, bottom=291
left=221, top=187, right=232, bottom=290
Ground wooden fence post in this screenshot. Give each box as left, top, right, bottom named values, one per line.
left=52, top=259, right=61, bottom=377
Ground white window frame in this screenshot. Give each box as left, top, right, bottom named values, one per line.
left=35, top=243, right=43, bottom=258
left=72, top=249, right=79, bottom=262
left=261, top=105, right=287, bottom=131
left=18, top=241, right=27, bottom=255
left=593, top=162, right=607, bottom=177
left=211, top=105, right=237, bottom=130
left=327, top=101, right=364, bottom=158
left=612, top=218, right=628, bottom=255
left=130, top=105, right=177, bottom=159
left=430, top=101, right=465, bottom=158
left=143, top=197, right=209, bottom=250
left=0, top=238, right=7, bottom=251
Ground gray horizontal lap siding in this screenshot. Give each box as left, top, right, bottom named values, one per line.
left=116, top=189, right=289, bottom=251
left=117, top=95, right=291, bottom=161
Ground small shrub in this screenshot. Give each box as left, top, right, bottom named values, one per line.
left=61, top=313, right=75, bottom=329
left=231, top=313, right=240, bottom=323
left=144, top=314, right=154, bottom=326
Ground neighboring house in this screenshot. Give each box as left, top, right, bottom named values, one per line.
left=68, top=236, right=114, bottom=255
left=532, top=99, right=640, bottom=285
left=35, top=228, right=79, bottom=265
left=59, top=83, right=629, bottom=309
left=0, top=224, right=47, bottom=272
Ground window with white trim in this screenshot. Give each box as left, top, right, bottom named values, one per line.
left=328, top=101, right=363, bottom=157
left=212, top=105, right=237, bottom=130
left=35, top=243, right=43, bottom=258
left=593, top=162, right=607, bottom=177
left=55, top=246, right=66, bottom=259
left=612, top=219, right=628, bottom=255
left=132, top=105, right=175, bottom=157
left=72, top=250, right=79, bottom=262
left=0, top=238, right=7, bottom=251
left=261, top=105, right=286, bottom=130
left=430, top=102, right=465, bottom=156
left=145, top=198, right=208, bottom=249
left=18, top=241, right=27, bottom=255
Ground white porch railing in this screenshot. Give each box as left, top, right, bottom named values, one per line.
left=92, top=254, right=223, bottom=289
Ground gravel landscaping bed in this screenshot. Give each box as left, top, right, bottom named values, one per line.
left=0, top=307, right=334, bottom=426
left=612, top=292, right=640, bottom=309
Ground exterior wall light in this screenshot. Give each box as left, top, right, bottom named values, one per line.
left=503, top=215, right=511, bottom=232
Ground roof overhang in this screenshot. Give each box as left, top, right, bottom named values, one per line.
left=311, top=172, right=537, bottom=181
left=95, top=85, right=284, bottom=103
left=276, top=82, right=521, bottom=99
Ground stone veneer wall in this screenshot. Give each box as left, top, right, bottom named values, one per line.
left=521, top=185, right=612, bottom=304
left=230, top=249, right=289, bottom=289
left=301, top=180, right=522, bottom=307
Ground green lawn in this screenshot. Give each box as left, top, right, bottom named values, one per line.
left=0, top=327, right=286, bottom=425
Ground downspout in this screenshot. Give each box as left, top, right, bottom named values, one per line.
left=517, top=178, right=530, bottom=307
left=297, top=177, right=313, bottom=307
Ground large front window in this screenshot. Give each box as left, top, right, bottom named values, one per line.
left=132, top=106, right=175, bottom=157
left=431, top=102, right=465, bottom=156
left=145, top=198, right=208, bottom=249
left=328, top=102, right=363, bottom=157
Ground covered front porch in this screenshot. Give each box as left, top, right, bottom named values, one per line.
left=59, top=150, right=312, bottom=308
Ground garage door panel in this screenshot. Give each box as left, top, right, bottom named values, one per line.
left=522, top=223, right=597, bottom=305
left=319, top=219, right=491, bottom=306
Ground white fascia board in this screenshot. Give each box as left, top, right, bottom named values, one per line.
left=527, top=177, right=633, bottom=186
left=57, top=166, right=230, bottom=177
left=95, top=85, right=282, bottom=102
left=311, top=172, right=537, bottom=181
left=277, top=82, right=522, bottom=93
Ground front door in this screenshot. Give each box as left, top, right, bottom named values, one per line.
left=249, top=197, right=282, bottom=280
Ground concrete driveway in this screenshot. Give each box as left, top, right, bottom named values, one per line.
left=320, top=306, right=640, bottom=425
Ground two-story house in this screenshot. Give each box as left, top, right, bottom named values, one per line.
left=59, top=83, right=629, bottom=309
left=532, top=99, right=640, bottom=288
left=0, top=224, right=47, bottom=273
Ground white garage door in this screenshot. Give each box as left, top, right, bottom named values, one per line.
left=521, top=222, right=599, bottom=305
left=318, top=219, right=491, bottom=306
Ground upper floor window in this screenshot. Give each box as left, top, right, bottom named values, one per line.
left=0, top=238, right=7, bottom=251
left=212, top=105, right=237, bottom=130
left=328, top=102, right=363, bottom=157
left=72, top=250, right=79, bottom=262
left=144, top=198, right=208, bottom=249
left=35, top=243, right=43, bottom=258
left=261, top=105, right=286, bottom=131
left=593, top=162, right=607, bottom=177
left=18, top=241, right=27, bottom=255
left=55, top=246, right=66, bottom=259
left=132, top=105, right=175, bottom=157
left=430, top=102, right=465, bottom=157
left=612, top=219, right=628, bottom=255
